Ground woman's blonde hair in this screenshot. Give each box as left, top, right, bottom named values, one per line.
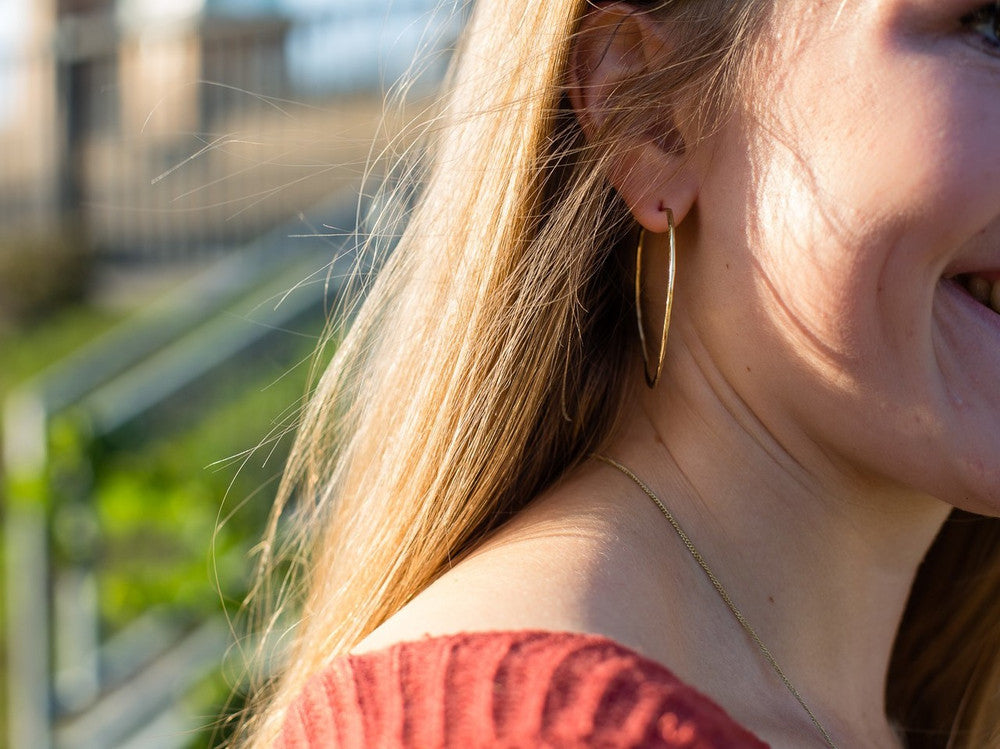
left=236, top=1, right=1000, bottom=746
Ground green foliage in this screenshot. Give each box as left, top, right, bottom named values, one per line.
left=93, top=331, right=322, bottom=631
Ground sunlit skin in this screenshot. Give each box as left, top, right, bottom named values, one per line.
left=677, top=0, right=1000, bottom=515
left=355, top=2, right=1000, bottom=747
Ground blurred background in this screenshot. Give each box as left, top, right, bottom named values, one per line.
left=0, top=0, right=462, bottom=746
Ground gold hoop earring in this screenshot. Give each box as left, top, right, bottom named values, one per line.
left=635, top=208, right=676, bottom=388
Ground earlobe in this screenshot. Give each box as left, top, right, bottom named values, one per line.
left=566, top=4, right=702, bottom=233
left=609, top=142, right=700, bottom=233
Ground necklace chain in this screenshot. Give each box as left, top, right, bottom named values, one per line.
left=594, top=454, right=839, bottom=749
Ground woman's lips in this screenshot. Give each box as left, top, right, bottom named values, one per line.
left=955, top=273, right=1000, bottom=313
left=935, top=277, right=1000, bottom=407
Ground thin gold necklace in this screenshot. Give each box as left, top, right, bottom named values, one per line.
left=594, top=454, right=839, bottom=749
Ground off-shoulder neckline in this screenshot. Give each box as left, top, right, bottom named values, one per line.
left=340, top=628, right=768, bottom=746
left=351, top=628, right=668, bottom=664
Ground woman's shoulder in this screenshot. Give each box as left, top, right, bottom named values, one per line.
left=277, top=629, right=768, bottom=748
left=352, top=468, right=662, bottom=655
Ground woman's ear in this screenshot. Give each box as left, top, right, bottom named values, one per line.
left=566, top=4, right=700, bottom=233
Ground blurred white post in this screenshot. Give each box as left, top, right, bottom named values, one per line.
left=4, top=390, right=53, bottom=749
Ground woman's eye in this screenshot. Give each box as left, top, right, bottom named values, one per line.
left=962, top=3, right=1000, bottom=51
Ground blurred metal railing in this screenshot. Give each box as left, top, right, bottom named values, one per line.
left=2, top=191, right=369, bottom=749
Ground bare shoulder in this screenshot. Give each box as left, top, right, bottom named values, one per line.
left=353, top=469, right=652, bottom=655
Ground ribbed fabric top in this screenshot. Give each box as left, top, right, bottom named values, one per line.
left=278, top=629, right=768, bottom=748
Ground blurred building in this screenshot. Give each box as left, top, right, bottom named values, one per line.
left=0, top=0, right=458, bottom=267
left=0, top=0, right=61, bottom=232
left=0, top=0, right=301, bottom=259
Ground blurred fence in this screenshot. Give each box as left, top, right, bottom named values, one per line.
left=4, top=193, right=375, bottom=749
left=0, top=0, right=461, bottom=262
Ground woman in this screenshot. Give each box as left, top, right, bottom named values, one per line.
left=239, top=0, right=1000, bottom=746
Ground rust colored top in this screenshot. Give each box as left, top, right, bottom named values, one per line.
left=277, top=629, right=769, bottom=748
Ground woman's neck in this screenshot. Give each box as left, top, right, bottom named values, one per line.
left=603, top=342, right=949, bottom=746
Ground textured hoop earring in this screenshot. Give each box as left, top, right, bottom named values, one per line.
left=635, top=208, right=676, bottom=388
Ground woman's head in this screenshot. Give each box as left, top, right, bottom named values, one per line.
left=239, top=2, right=1000, bottom=746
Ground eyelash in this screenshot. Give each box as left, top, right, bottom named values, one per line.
left=962, top=2, right=1000, bottom=51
